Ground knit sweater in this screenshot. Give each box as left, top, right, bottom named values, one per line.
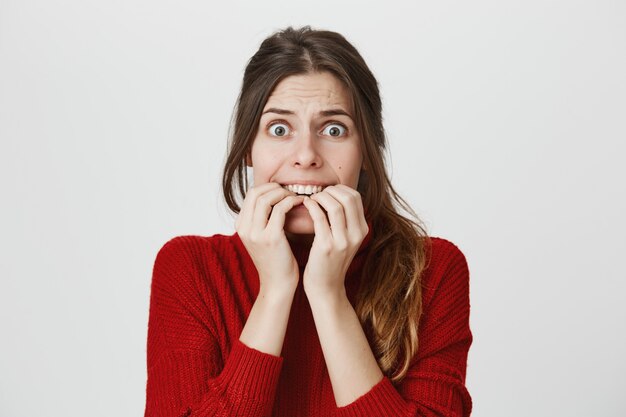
left=144, top=229, right=473, bottom=417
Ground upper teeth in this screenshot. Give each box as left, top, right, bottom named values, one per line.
left=283, top=184, right=324, bottom=195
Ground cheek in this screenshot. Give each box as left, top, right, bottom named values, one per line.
left=284, top=207, right=315, bottom=234
left=332, top=151, right=363, bottom=187
left=251, top=148, right=280, bottom=183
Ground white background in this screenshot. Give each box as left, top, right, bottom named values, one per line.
left=1, top=1, right=625, bottom=416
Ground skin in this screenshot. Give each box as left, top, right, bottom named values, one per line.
left=237, top=71, right=383, bottom=407
left=248, top=70, right=363, bottom=237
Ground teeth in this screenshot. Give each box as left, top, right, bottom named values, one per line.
left=283, top=184, right=324, bottom=195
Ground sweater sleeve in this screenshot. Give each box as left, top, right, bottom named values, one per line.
left=336, top=239, right=473, bottom=417
left=144, top=237, right=283, bottom=417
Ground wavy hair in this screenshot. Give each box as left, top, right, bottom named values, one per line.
left=222, top=26, right=431, bottom=383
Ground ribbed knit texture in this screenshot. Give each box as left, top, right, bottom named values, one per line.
left=144, top=230, right=473, bottom=417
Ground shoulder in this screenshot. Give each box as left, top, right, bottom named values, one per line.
left=154, top=233, right=238, bottom=263
left=151, top=233, right=242, bottom=288
left=416, top=237, right=473, bottom=363
left=421, top=236, right=471, bottom=304
left=428, top=237, right=469, bottom=271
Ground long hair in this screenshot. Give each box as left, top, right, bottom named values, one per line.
left=222, top=26, right=431, bottom=383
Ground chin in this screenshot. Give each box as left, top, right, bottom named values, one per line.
left=284, top=209, right=315, bottom=235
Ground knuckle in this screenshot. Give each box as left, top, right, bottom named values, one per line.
left=267, top=234, right=282, bottom=246
left=320, top=242, right=333, bottom=255
left=335, top=240, right=349, bottom=252
left=329, top=205, right=343, bottom=217
left=271, top=201, right=287, bottom=214
left=257, top=195, right=271, bottom=207
left=249, top=231, right=262, bottom=244
left=350, top=234, right=363, bottom=246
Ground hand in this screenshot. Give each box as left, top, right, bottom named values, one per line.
left=301, top=185, right=369, bottom=298
left=235, top=182, right=305, bottom=295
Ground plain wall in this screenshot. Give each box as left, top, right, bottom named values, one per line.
left=1, top=0, right=624, bottom=415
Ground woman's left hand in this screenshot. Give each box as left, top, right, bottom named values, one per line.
left=301, top=184, right=369, bottom=298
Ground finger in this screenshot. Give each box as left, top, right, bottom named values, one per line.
left=310, top=190, right=347, bottom=239
left=240, top=183, right=282, bottom=218
left=238, top=183, right=283, bottom=233
left=266, top=195, right=305, bottom=232
left=302, top=197, right=332, bottom=241
left=252, top=186, right=295, bottom=230
left=323, top=185, right=367, bottom=235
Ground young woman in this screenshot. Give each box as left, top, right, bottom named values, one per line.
left=144, top=26, right=473, bottom=417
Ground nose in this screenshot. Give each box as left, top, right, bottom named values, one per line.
left=292, top=129, right=322, bottom=168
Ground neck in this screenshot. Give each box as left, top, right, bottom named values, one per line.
left=285, top=232, right=314, bottom=267
left=285, top=232, right=314, bottom=246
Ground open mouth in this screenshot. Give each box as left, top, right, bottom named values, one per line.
left=282, top=184, right=326, bottom=196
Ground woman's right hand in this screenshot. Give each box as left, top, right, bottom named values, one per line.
left=235, top=182, right=304, bottom=295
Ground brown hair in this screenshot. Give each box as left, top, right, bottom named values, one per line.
left=222, top=26, right=431, bottom=383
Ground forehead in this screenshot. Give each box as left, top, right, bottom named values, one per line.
left=264, top=71, right=353, bottom=111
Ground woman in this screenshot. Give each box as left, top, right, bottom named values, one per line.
left=145, top=26, right=473, bottom=417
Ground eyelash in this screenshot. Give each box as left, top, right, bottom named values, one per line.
left=322, top=122, right=348, bottom=137
left=267, top=120, right=289, bottom=133
left=266, top=120, right=349, bottom=137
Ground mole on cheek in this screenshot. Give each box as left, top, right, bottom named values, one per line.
left=338, top=166, right=342, bottom=169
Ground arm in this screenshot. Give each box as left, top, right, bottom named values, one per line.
left=309, top=240, right=473, bottom=417
left=236, top=183, right=304, bottom=356
left=302, top=187, right=472, bottom=416
left=301, top=186, right=383, bottom=406
left=145, top=184, right=304, bottom=417
left=144, top=237, right=286, bottom=417
left=306, top=286, right=383, bottom=406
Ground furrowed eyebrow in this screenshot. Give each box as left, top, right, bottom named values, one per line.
left=319, top=109, right=353, bottom=119
left=262, top=108, right=295, bottom=115
left=261, top=107, right=353, bottom=119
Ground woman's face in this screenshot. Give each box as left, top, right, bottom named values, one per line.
left=249, top=71, right=363, bottom=235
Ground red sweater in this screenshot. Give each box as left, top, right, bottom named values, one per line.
left=144, top=230, right=472, bottom=417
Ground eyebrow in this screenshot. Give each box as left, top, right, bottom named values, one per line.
left=262, top=107, right=353, bottom=119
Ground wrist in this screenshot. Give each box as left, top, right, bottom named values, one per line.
left=303, top=282, right=347, bottom=306
left=242, top=284, right=295, bottom=357
left=258, top=282, right=297, bottom=302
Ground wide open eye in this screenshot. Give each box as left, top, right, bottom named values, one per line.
left=322, top=123, right=347, bottom=137
left=268, top=123, right=290, bottom=137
